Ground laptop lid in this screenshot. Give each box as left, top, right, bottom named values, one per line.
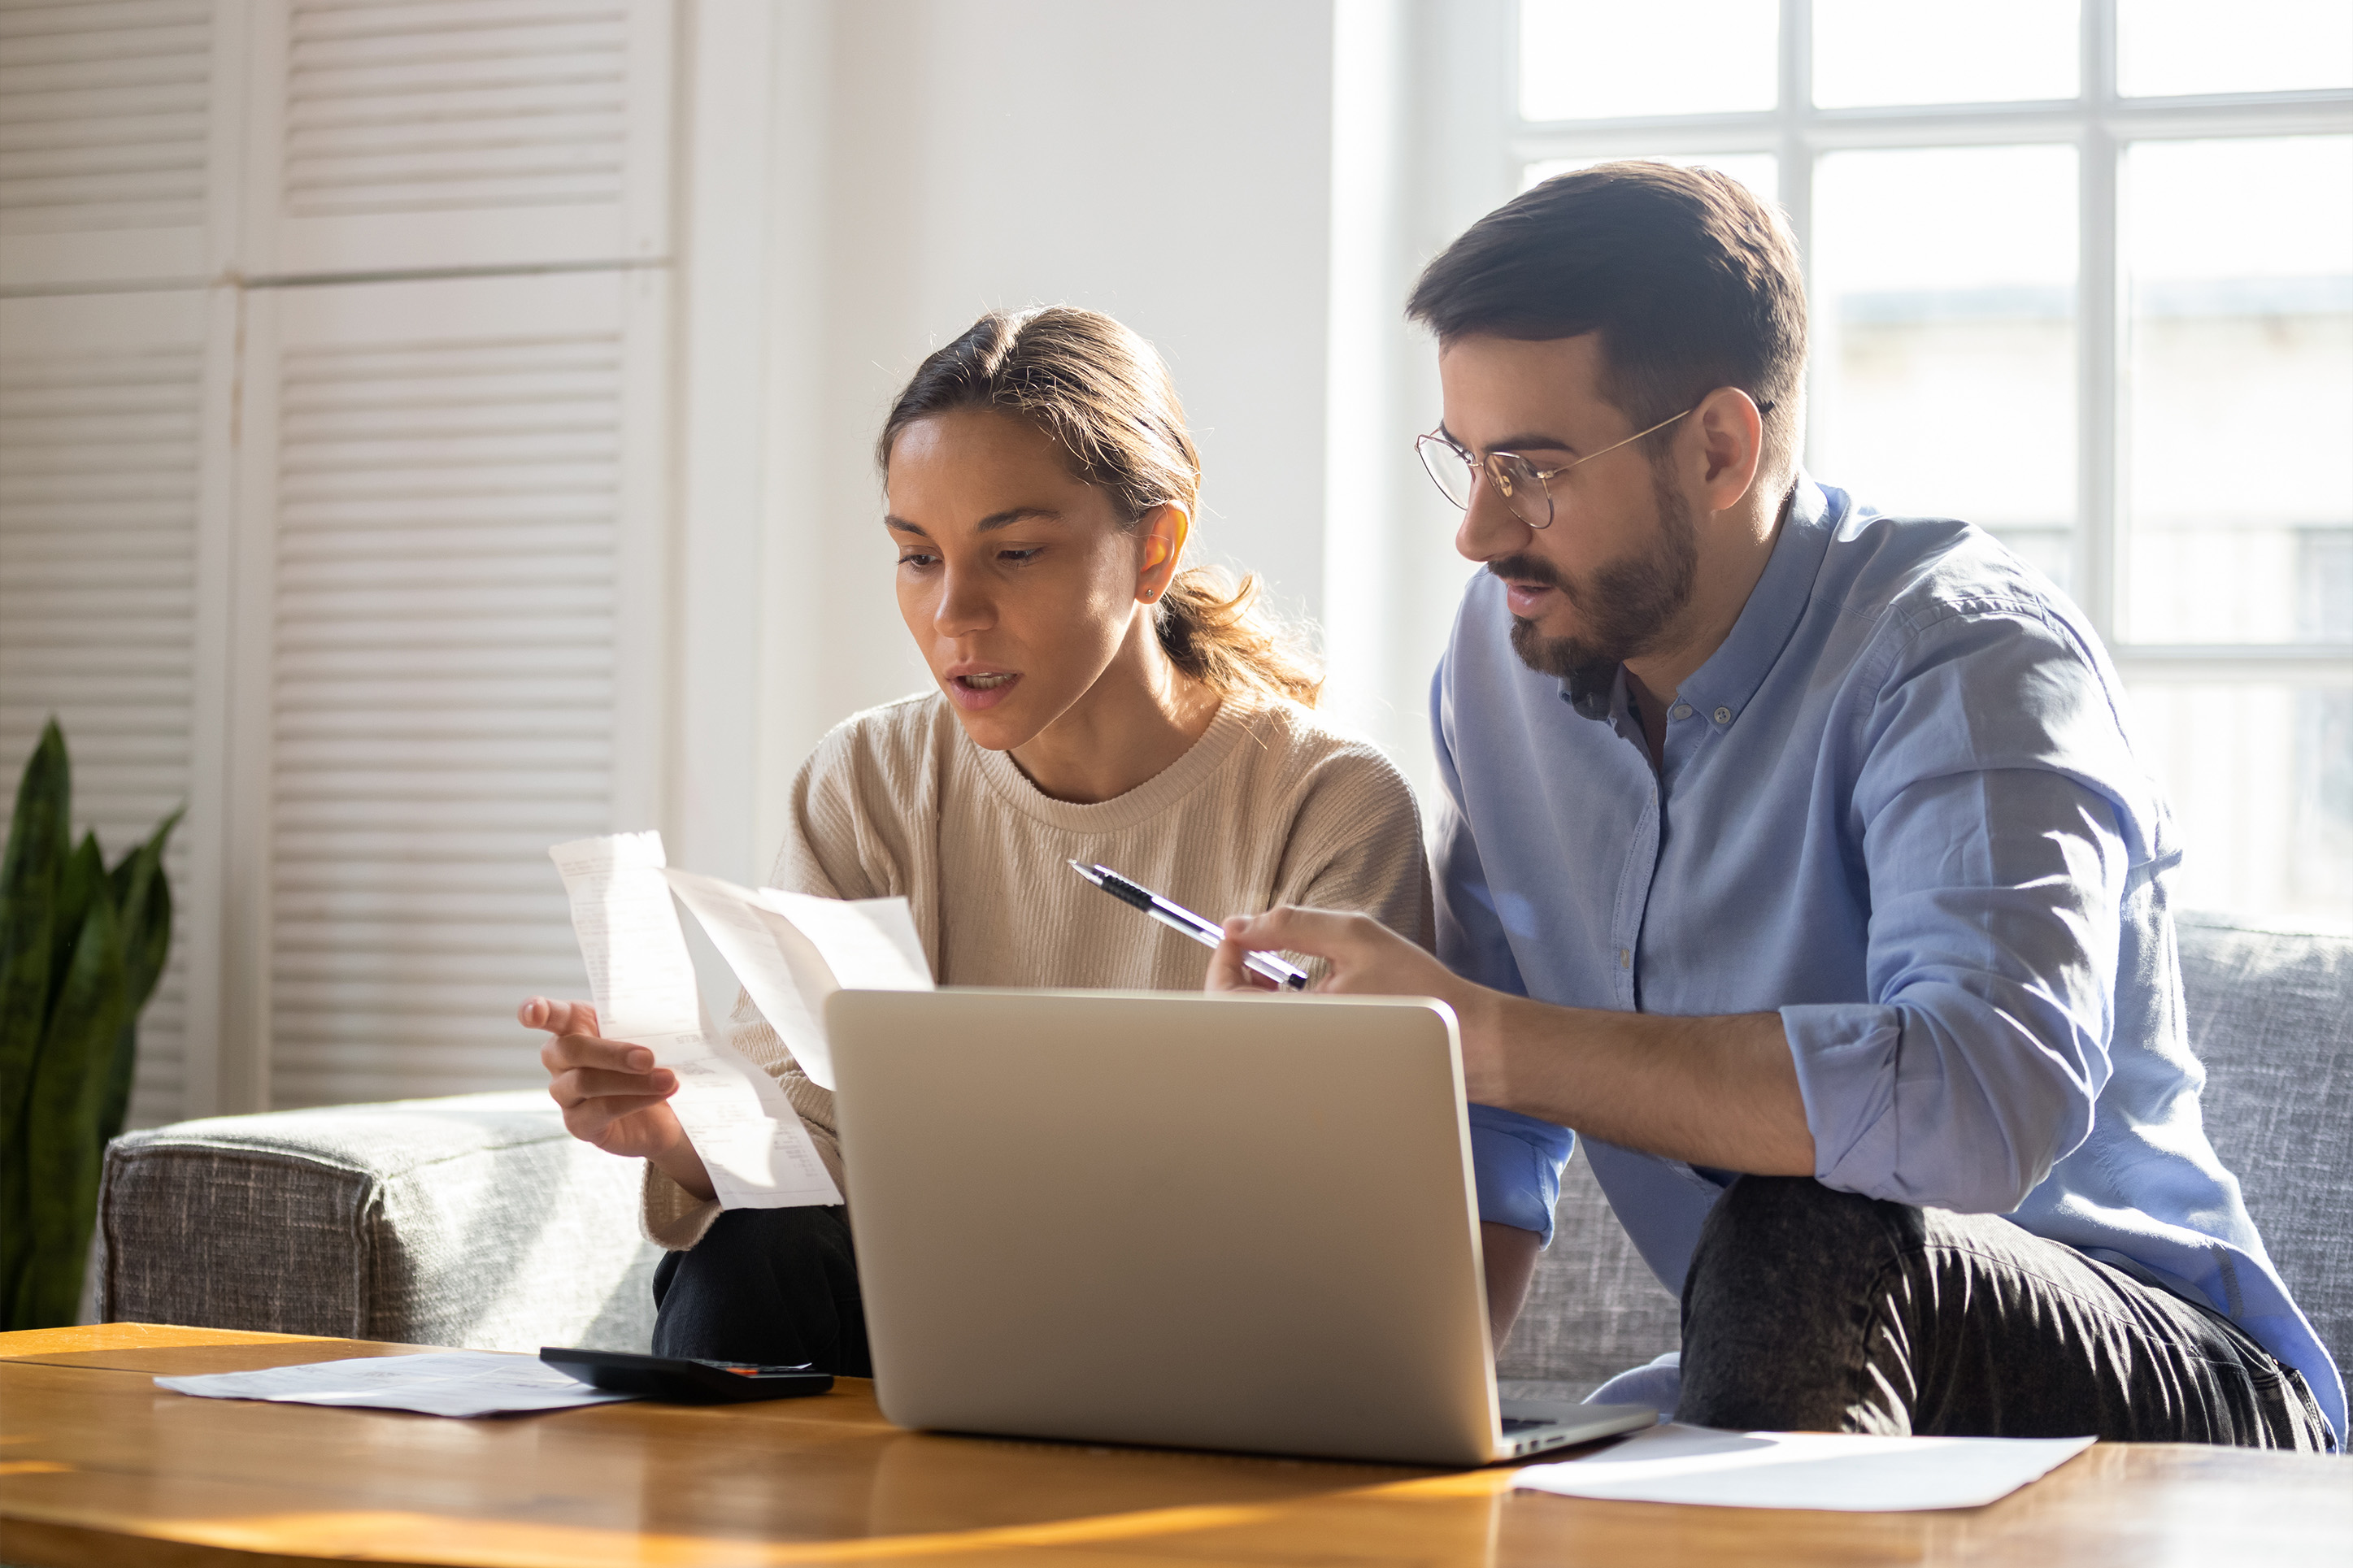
left=825, top=988, right=1505, bottom=1466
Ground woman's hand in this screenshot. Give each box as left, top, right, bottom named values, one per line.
left=520, top=997, right=715, bottom=1201
left=1207, top=907, right=1507, bottom=1105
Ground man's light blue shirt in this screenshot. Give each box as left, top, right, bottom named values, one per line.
left=1441, top=476, right=2344, bottom=1439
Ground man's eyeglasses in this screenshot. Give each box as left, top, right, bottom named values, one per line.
left=1415, top=400, right=1770, bottom=530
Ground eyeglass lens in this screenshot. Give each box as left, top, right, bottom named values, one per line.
left=1416, top=437, right=1551, bottom=528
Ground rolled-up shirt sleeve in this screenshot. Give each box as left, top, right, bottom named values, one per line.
left=1434, top=661, right=1577, bottom=1244
left=1785, top=610, right=2137, bottom=1215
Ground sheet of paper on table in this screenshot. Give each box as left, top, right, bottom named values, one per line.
left=155, top=1353, right=638, bottom=1418
left=549, top=832, right=843, bottom=1209
left=1514, top=1422, right=2096, bottom=1511
left=659, top=867, right=931, bottom=1092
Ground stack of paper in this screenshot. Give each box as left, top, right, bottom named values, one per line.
left=548, top=832, right=933, bottom=1210
left=156, top=1353, right=637, bottom=1418
left=1515, top=1422, right=2095, bottom=1511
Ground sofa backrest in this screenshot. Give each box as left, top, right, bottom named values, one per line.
left=2177, top=913, right=2353, bottom=1387
left=1503, top=912, right=2353, bottom=1393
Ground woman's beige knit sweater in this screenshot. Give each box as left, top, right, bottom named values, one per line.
left=642, top=689, right=1433, bottom=1249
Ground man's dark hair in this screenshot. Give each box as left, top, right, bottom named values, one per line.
left=1407, top=162, right=1807, bottom=476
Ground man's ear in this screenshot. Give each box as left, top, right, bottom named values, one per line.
left=1137, top=503, right=1191, bottom=602
left=1690, top=387, right=1767, bottom=512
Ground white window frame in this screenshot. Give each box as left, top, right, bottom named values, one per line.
left=1502, top=0, right=2353, bottom=687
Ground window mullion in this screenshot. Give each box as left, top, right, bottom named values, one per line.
left=1784, top=0, right=1816, bottom=469
left=2081, top=0, right=2120, bottom=642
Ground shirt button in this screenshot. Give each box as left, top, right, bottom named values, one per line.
left=1713, top=706, right=1733, bottom=725
left=1619, top=947, right=1631, bottom=969
left=1668, top=702, right=1692, bottom=720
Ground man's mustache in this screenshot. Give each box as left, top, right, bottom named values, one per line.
left=1486, top=553, right=1572, bottom=597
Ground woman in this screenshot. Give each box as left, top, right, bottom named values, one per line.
left=524, top=307, right=1431, bottom=1372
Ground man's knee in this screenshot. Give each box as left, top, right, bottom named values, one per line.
left=1689, top=1176, right=1915, bottom=1303
left=1678, top=1178, right=1920, bottom=1431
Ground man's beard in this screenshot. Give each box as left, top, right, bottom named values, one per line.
left=1496, top=464, right=1698, bottom=685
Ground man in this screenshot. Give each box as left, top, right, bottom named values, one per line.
left=1212, top=163, right=2339, bottom=1448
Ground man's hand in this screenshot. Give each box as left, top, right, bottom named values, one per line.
left=1208, top=908, right=1813, bottom=1176
left=1211, top=907, right=1510, bottom=1097
left=520, top=997, right=715, bottom=1202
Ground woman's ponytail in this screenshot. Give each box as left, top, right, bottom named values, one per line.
left=878, top=307, right=1324, bottom=708
left=1154, top=566, right=1321, bottom=707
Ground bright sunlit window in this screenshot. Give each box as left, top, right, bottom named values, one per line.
left=1511, top=0, right=2353, bottom=923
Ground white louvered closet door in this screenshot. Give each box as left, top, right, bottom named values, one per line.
left=241, top=0, right=669, bottom=276
left=0, top=0, right=236, bottom=289
left=0, top=289, right=228, bottom=1126
left=236, top=270, right=664, bottom=1107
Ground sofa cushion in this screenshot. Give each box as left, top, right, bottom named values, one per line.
left=2177, top=913, right=2353, bottom=1382
left=100, top=1092, right=658, bottom=1352
left=1497, top=1150, right=1678, bottom=1392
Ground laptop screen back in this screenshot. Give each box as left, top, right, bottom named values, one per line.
left=825, top=988, right=1501, bottom=1466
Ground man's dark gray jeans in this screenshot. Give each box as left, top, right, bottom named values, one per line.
left=1680, top=1176, right=2335, bottom=1449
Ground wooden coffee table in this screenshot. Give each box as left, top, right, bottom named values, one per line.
left=1, top=1324, right=2344, bottom=1566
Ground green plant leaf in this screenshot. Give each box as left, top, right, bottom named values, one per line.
left=110, top=805, right=180, bottom=1019
left=0, top=719, right=72, bottom=1328
left=46, top=834, right=107, bottom=1038
left=96, top=806, right=181, bottom=1147
left=11, top=891, right=130, bottom=1330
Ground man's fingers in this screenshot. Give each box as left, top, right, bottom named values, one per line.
left=520, top=997, right=601, bottom=1038
left=1220, top=906, right=1380, bottom=964
left=1207, top=935, right=1280, bottom=992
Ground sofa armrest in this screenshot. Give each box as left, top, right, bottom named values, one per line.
left=99, top=1092, right=659, bottom=1353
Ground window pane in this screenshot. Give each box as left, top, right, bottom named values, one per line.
left=1813, top=0, right=2078, bottom=108
left=1810, top=146, right=2078, bottom=593
left=1523, top=153, right=1779, bottom=207
left=2125, top=678, right=2353, bottom=922
left=1520, top=0, right=1777, bottom=120
left=2119, top=0, right=2353, bottom=97
left=2120, top=136, right=2353, bottom=644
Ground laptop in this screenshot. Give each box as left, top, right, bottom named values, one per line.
left=824, top=988, right=1655, bottom=1466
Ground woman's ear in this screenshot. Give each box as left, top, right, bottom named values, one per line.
left=1136, top=504, right=1191, bottom=602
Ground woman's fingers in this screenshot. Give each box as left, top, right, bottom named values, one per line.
left=520, top=997, right=602, bottom=1037
left=537, top=1030, right=655, bottom=1076
left=548, top=1064, right=677, bottom=1108
left=522, top=997, right=687, bottom=1159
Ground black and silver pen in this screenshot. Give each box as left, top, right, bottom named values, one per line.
left=1066, top=861, right=1310, bottom=991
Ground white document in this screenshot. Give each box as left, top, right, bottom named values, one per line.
left=1514, top=1422, right=2095, bottom=1512
left=550, top=832, right=842, bottom=1209
left=660, top=868, right=932, bottom=1092
left=156, top=1353, right=638, bottom=1419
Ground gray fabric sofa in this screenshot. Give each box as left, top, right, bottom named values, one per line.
left=100, top=1095, right=661, bottom=1353
left=102, top=914, right=2350, bottom=1402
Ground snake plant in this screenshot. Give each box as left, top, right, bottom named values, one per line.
left=0, top=719, right=181, bottom=1331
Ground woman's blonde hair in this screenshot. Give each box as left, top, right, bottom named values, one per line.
left=876, top=307, right=1321, bottom=707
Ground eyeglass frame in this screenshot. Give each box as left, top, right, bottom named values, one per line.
left=1414, top=396, right=1774, bottom=530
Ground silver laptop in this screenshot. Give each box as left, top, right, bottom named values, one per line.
left=824, top=988, right=1655, bottom=1467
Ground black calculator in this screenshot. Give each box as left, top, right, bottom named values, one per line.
left=539, top=1346, right=834, bottom=1404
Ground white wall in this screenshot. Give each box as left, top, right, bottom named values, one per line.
left=729, top=0, right=1343, bottom=873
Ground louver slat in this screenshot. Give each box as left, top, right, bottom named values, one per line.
left=0, top=0, right=214, bottom=284
left=256, top=0, right=664, bottom=272
left=0, top=291, right=207, bottom=1127
left=260, top=275, right=639, bottom=1108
